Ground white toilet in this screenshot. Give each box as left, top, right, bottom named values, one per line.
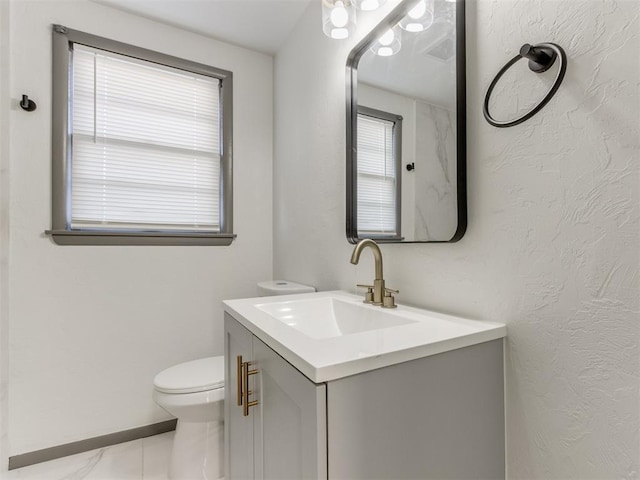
left=153, top=356, right=225, bottom=479
left=153, top=280, right=315, bottom=480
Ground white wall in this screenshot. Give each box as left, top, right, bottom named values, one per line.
left=0, top=0, right=12, bottom=470
left=7, top=0, right=273, bottom=457
left=274, top=1, right=639, bottom=478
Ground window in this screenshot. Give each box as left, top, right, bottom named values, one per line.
left=356, top=106, right=402, bottom=239
left=49, top=25, right=234, bottom=245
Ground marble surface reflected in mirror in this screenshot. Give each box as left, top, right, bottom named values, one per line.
left=346, top=0, right=466, bottom=243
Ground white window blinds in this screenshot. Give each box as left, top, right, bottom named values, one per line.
left=71, top=44, right=221, bottom=232
left=357, top=114, right=397, bottom=236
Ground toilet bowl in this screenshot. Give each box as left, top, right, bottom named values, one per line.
left=153, top=356, right=225, bottom=480
left=153, top=281, right=315, bottom=479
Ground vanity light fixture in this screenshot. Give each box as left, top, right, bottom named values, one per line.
left=321, top=0, right=437, bottom=41
left=322, top=0, right=388, bottom=40
left=399, top=0, right=434, bottom=32
left=370, top=25, right=402, bottom=56
left=322, top=0, right=357, bottom=39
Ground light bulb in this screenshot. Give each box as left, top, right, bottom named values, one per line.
left=330, top=1, right=349, bottom=28
left=322, top=0, right=355, bottom=40
left=408, top=0, right=427, bottom=19
left=371, top=25, right=401, bottom=56
left=399, top=0, right=433, bottom=32
left=405, top=23, right=423, bottom=32
left=360, top=0, right=379, bottom=10
left=331, top=27, right=349, bottom=39
left=378, top=29, right=395, bottom=46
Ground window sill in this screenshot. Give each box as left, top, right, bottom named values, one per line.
left=356, top=235, right=405, bottom=243
left=45, top=230, right=236, bottom=246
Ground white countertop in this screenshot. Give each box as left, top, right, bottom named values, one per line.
left=223, top=290, right=506, bottom=383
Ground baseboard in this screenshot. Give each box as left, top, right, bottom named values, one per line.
left=8, top=419, right=177, bottom=470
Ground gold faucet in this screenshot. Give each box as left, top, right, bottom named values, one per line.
left=350, top=239, right=398, bottom=308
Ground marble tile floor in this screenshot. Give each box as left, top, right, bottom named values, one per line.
left=1, top=431, right=174, bottom=480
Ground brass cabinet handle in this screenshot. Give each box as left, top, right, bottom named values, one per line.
left=242, top=361, right=259, bottom=416
left=236, top=355, right=243, bottom=406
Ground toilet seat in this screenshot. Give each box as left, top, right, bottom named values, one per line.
left=154, top=356, right=224, bottom=394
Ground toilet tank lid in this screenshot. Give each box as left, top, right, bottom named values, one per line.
left=258, top=280, right=316, bottom=295
left=153, top=356, right=224, bottom=394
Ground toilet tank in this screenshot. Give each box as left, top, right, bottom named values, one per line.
left=257, top=280, right=316, bottom=296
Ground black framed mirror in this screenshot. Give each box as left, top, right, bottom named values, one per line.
left=346, top=0, right=466, bottom=243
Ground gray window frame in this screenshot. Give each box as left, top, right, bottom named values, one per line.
left=356, top=105, right=403, bottom=241
left=47, top=25, right=235, bottom=246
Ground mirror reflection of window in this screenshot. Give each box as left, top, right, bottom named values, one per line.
left=346, top=0, right=466, bottom=243
left=357, top=107, right=402, bottom=240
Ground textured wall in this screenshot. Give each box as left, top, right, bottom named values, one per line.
left=7, top=0, right=273, bottom=457
left=274, top=0, right=639, bottom=478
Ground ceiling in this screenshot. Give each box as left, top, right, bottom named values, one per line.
left=94, top=0, right=313, bottom=55
left=358, top=0, right=457, bottom=109
left=359, top=19, right=456, bottom=109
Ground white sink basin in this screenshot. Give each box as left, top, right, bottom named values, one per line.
left=256, top=297, right=417, bottom=339
left=223, top=291, right=506, bottom=382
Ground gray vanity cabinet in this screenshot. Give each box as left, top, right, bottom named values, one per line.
left=224, top=312, right=505, bottom=480
left=224, top=313, right=327, bottom=480
left=224, top=314, right=255, bottom=480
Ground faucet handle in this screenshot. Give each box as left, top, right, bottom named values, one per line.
left=382, top=287, right=398, bottom=309
left=356, top=284, right=375, bottom=304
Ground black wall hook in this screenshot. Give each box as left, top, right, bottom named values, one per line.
left=20, top=95, right=37, bottom=112
left=519, top=43, right=557, bottom=73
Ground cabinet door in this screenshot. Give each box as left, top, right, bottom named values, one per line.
left=224, top=313, right=255, bottom=480
left=252, top=337, right=327, bottom=480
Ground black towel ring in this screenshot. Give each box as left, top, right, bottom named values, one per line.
left=483, top=43, right=567, bottom=128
